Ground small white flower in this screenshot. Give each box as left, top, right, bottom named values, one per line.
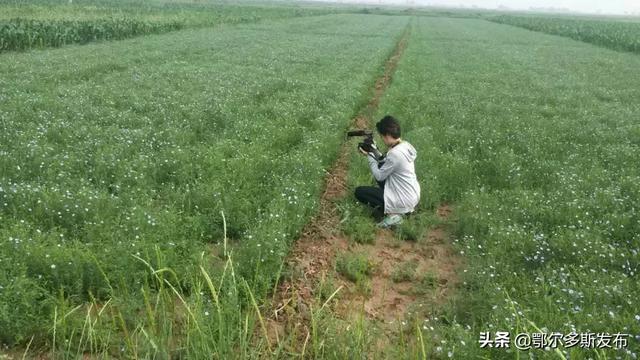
left=51, top=264, right=56, bottom=269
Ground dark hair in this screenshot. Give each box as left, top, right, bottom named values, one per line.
left=376, top=115, right=401, bottom=139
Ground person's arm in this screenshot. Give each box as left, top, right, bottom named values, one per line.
left=367, top=152, right=396, bottom=182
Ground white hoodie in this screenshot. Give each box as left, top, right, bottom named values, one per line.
left=367, top=140, right=421, bottom=214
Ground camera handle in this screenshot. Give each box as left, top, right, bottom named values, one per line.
left=366, top=151, right=385, bottom=168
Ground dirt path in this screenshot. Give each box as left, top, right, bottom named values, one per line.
left=265, top=22, right=463, bottom=352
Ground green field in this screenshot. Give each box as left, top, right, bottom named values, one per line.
left=0, top=11, right=409, bottom=352
left=357, top=16, right=640, bottom=358
left=1, top=1, right=639, bottom=358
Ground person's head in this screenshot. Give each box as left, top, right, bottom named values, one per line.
left=376, top=115, right=401, bottom=146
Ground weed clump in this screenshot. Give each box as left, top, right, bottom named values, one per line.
left=338, top=200, right=376, bottom=244
left=413, top=271, right=438, bottom=295
left=343, top=216, right=376, bottom=244
left=391, top=260, right=417, bottom=283
left=335, top=252, right=373, bottom=294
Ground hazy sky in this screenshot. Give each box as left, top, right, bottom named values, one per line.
left=318, top=0, right=640, bottom=15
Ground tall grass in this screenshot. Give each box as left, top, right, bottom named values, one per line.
left=40, top=212, right=264, bottom=358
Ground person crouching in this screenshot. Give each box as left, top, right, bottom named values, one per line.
left=355, top=115, right=420, bottom=228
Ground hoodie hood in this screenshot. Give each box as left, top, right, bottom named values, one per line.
left=392, top=141, right=417, bottom=163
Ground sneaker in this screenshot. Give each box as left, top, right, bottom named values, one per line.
left=376, top=214, right=403, bottom=229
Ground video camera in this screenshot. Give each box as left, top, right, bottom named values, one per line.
left=347, top=130, right=385, bottom=163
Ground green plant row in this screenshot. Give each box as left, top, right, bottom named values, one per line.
left=0, top=0, right=341, bottom=52
left=0, top=17, right=183, bottom=51
left=490, top=15, right=640, bottom=53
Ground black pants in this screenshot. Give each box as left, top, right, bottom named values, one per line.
left=355, top=180, right=385, bottom=215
